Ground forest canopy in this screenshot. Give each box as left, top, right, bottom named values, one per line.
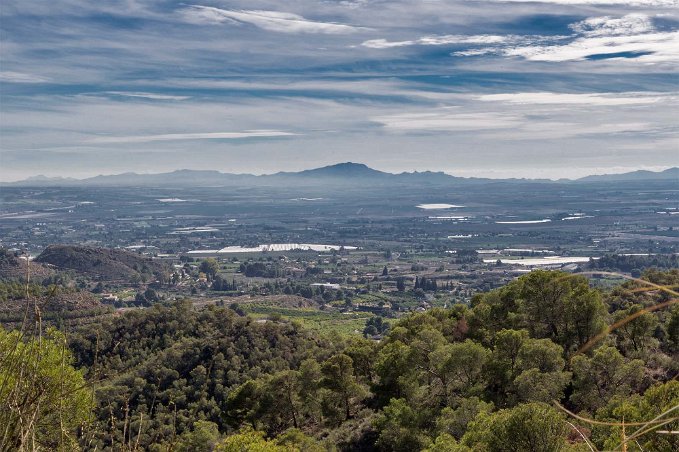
left=1, top=269, right=678, bottom=451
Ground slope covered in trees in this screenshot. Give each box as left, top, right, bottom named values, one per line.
left=35, top=245, right=170, bottom=282
left=0, top=248, right=54, bottom=280
left=2, top=269, right=678, bottom=451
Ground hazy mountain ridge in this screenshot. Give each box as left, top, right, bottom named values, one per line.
left=3, top=163, right=678, bottom=187
left=577, top=167, right=679, bottom=182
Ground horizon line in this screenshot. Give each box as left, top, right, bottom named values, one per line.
left=1, top=162, right=677, bottom=184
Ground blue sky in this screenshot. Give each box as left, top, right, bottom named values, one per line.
left=0, top=0, right=677, bottom=180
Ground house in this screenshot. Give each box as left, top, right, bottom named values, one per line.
left=311, top=283, right=341, bottom=290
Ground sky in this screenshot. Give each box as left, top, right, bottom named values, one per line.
left=0, top=0, right=678, bottom=181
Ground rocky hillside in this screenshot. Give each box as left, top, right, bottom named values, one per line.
left=35, top=245, right=170, bottom=281
left=0, top=289, right=111, bottom=325
left=0, top=248, right=54, bottom=280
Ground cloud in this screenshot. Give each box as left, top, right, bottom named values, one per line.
left=570, top=14, right=655, bottom=37
left=88, top=130, right=298, bottom=144
left=180, top=5, right=365, bottom=34
left=441, top=14, right=679, bottom=64
left=370, top=88, right=676, bottom=140
left=480, top=0, right=679, bottom=5
left=372, top=108, right=660, bottom=138
left=1, top=0, right=677, bottom=180
left=509, top=121, right=655, bottom=139
left=505, top=31, right=679, bottom=63
left=478, top=92, right=667, bottom=105
left=360, top=39, right=415, bottom=49
left=105, top=92, right=190, bottom=101
left=361, top=34, right=510, bottom=49
left=0, top=71, right=50, bottom=83
left=373, top=111, right=521, bottom=131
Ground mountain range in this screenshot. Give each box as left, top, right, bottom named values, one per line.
left=3, top=163, right=678, bottom=187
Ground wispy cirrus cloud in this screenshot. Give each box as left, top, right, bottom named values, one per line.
left=477, top=92, right=668, bottom=105
left=480, top=0, right=678, bottom=5
left=361, top=34, right=509, bottom=49
left=373, top=107, right=663, bottom=140
left=371, top=89, right=677, bottom=142
left=180, top=5, right=366, bottom=34
left=88, top=130, right=298, bottom=144
left=373, top=111, right=521, bottom=132
left=0, top=71, right=50, bottom=83
left=104, top=92, right=190, bottom=101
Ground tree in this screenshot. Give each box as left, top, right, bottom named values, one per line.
left=516, top=338, right=565, bottom=373
left=345, top=338, right=378, bottom=384
left=215, top=428, right=288, bottom=451
left=613, top=304, right=658, bottom=355
left=144, top=287, right=160, bottom=303
left=374, top=340, right=413, bottom=404
left=571, top=345, right=644, bottom=412
left=374, top=398, right=432, bottom=452
left=321, top=354, right=367, bottom=423
left=0, top=327, right=92, bottom=450
left=275, top=429, right=325, bottom=452
left=486, top=329, right=528, bottom=393
left=513, top=368, right=571, bottom=404
left=436, top=397, right=494, bottom=440
left=486, top=332, right=571, bottom=406
left=199, top=258, right=219, bottom=280
left=176, top=420, right=221, bottom=452
left=668, top=305, right=679, bottom=352
left=382, top=266, right=389, bottom=276
left=429, top=340, right=491, bottom=400
left=363, top=316, right=389, bottom=338
left=592, top=380, right=679, bottom=451
left=516, top=271, right=606, bottom=353
left=396, top=277, right=406, bottom=292
left=297, top=359, right=323, bottom=423
left=92, top=281, right=105, bottom=293
left=424, top=433, right=470, bottom=452
left=226, top=371, right=303, bottom=435
left=462, top=403, right=569, bottom=452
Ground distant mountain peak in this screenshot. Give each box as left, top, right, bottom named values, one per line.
left=328, top=162, right=370, bottom=170
left=313, top=162, right=381, bottom=173
left=278, top=162, right=388, bottom=178
left=578, top=167, right=679, bottom=182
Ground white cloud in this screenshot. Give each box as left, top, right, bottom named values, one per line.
left=105, top=92, right=190, bottom=101
left=505, top=31, right=679, bottom=63
left=373, top=108, right=661, bottom=139
left=481, top=0, right=679, bottom=6
left=88, top=130, right=298, bottom=144
left=373, top=111, right=521, bottom=131
left=361, top=39, right=415, bottom=49
left=514, top=121, right=654, bottom=139
left=570, top=14, right=655, bottom=37
left=181, top=6, right=365, bottom=34
left=361, top=34, right=509, bottom=49
left=0, top=71, right=49, bottom=83
left=436, top=13, right=679, bottom=65
left=453, top=48, right=499, bottom=57
left=448, top=14, right=679, bottom=64
left=478, top=92, right=667, bottom=105
left=420, top=35, right=508, bottom=45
